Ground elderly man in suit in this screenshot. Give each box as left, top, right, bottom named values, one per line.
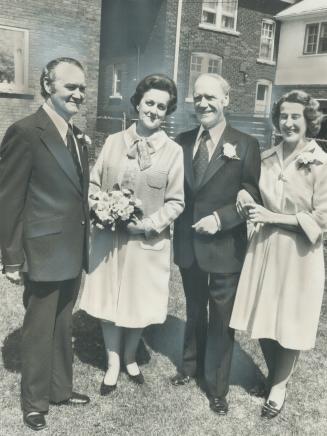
left=172, top=73, right=261, bottom=415
left=0, top=57, right=90, bottom=431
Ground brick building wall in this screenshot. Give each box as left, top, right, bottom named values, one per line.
left=0, top=0, right=101, bottom=153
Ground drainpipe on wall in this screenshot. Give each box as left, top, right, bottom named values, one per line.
left=173, top=0, right=183, bottom=83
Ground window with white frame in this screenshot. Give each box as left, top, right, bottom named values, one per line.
left=201, top=0, right=238, bottom=32
left=258, top=19, right=275, bottom=62
left=111, top=64, right=123, bottom=97
left=0, top=25, right=28, bottom=92
left=188, top=52, right=222, bottom=98
left=304, top=22, right=327, bottom=55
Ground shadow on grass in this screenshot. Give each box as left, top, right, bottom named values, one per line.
left=72, top=310, right=151, bottom=370
left=1, top=327, right=22, bottom=373
left=1, top=311, right=265, bottom=394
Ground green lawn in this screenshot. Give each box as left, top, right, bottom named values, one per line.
left=1, top=263, right=327, bottom=435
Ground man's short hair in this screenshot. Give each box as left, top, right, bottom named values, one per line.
left=40, top=57, right=84, bottom=98
left=194, top=73, right=230, bottom=95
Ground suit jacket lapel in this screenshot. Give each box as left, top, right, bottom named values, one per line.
left=196, top=124, right=234, bottom=191
left=183, top=128, right=199, bottom=191
left=73, top=126, right=90, bottom=195
left=36, top=108, right=82, bottom=194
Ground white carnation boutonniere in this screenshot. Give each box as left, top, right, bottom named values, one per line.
left=296, top=151, right=315, bottom=171
left=222, top=143, right=240, bottom=160
left=76, top=133, right=92, bottom=147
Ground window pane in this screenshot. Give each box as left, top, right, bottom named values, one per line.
left=222, top=0, right=237, bottom=14
left=202, top=10, right=216, bottom=24
left=208, top=58, right=222, bottom=73
left=191, top=55, right=203, bottom=72
left=222, top=15, right=234, bottom=29
left=318, top=22, right=327, bottom=53
left=257, top=84, right=267, bottom=101
left=259, top=22, right=274, bottom=60
left=304, top=24, right=318, bottom=54
left=0, top=27, right=26, bottom=89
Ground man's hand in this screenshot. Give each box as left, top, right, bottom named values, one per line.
left=5, top=270, right=24, bottom=286
left=126, top=218, right=145, bottom=235
left=236, top=189, right=255, bottom=219
left=192, top=215, right=219, bottom=235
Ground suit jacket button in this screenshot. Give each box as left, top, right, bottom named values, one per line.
left=81, top=220, right=85, bottom=225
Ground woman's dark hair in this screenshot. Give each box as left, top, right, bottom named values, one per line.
left=40, top=57, right=84, bottom=98
left=272, top=90, right=323, bottom=137
left=130, top=74, right=177, bottom=115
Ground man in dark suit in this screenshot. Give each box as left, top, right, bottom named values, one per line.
left=0, top=57, right=90, bottom=431
left=172, top=73, right=261, bottom=415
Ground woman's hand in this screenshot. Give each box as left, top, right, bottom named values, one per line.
left=245, top=203, right=275, bottom=224
left=126, top=218, right=145, bottom=235
left=236, top=189, right=255, bottom=219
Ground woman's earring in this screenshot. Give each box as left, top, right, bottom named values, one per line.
left=136, top=105, right=139, bottom=112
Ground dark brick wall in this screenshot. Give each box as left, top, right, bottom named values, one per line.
left=0, top=0, right=101, bottom=146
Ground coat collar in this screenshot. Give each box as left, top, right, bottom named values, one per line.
left=35, top=107, right=83, bottom=194
left=262, top=140, right=325, bottom=168
left=123, top=122, right=168, bottom=153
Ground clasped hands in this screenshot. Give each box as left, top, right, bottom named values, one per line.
left=236, top=189, right=274, bottom=224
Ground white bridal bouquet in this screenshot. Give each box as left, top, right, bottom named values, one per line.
left=90, top=184, right=143, bottom=231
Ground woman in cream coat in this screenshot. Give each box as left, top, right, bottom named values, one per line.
left=80, top=74, right=184, bottom=394
left=231, top=90, right=327, bottom=418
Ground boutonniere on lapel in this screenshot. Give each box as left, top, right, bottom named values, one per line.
left=222, top=143, right=240, bottom=160
left=296, top=151, right=318, bottom=171
left=76, top=133, right=92, bottom=148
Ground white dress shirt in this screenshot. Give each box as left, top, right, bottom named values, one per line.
left=193, top=120, right=227, bottom=232
left=42, top=102, right=81, bottom=163
left=193, top=119, right=226, bottom=160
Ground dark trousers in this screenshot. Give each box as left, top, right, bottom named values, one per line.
left=21, top=275, right=81, bottom=413
left=180, top=263, right=239, bottom=398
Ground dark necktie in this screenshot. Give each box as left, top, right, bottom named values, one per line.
left=193, top=129, right=209, bottom=186
left=66, top=124, right=83, bottom=186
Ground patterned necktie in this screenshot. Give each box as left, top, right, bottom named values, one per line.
left=66, top=124, right=83, bottom=186
left=193, top=129, right=210, bottom=186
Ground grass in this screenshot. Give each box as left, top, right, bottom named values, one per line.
left=1, top=263, right=327, bottom=435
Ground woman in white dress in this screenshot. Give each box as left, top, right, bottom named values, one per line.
left=79, top=74, right=184, bottom=394
left=231, top=91, right=327, bottom=418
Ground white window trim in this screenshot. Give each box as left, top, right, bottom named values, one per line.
left=200, top=0, right=239, bottom=35
left=258, top=19, right=275, bottom=63
left=186, top=52, right=223, bottom=101
left=110, top=64, right=123, bottom=98
left=303, top=21, right=327, bottom=56
left=0, top=25, right=29, bottom=93
left=254, top=79, right=272, bottom=117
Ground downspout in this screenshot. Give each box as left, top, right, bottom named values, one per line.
left=173, top=0, right=183, bottom=83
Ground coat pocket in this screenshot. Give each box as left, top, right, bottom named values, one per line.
left=146, top=171, right=168, bottom=189
left=24, top=216, right=63, bottom=239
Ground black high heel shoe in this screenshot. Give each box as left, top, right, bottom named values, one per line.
left=261, top=396, right=285, bottom=419
left=100, top=381, right=117, bottom=396
left=126, top=370, right=144, bottom=385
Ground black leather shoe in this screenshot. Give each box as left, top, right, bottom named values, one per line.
left=209, top=397, right=229, bottom=415
left=100, top=381, right=117, bottom=396
left=261, top=399, right=284, bottom=419
left=127, top=371, right=145, bottom=385
left=51, top=392, right=90, bottom=406
left=23, top=412, right=47, bottom=431
left=170, top=373, right=191, bottom=386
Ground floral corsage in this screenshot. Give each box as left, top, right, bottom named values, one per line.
left=222, top=143, right=240, bottom=160
left=89, top=183, right=143, bottom=231
left=296, top=151, right=317, bottom=171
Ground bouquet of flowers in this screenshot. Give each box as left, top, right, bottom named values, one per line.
left=90, top=184, right=143, bottom=231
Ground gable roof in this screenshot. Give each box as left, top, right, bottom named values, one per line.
left=276, top=0, right=327, bottom=20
